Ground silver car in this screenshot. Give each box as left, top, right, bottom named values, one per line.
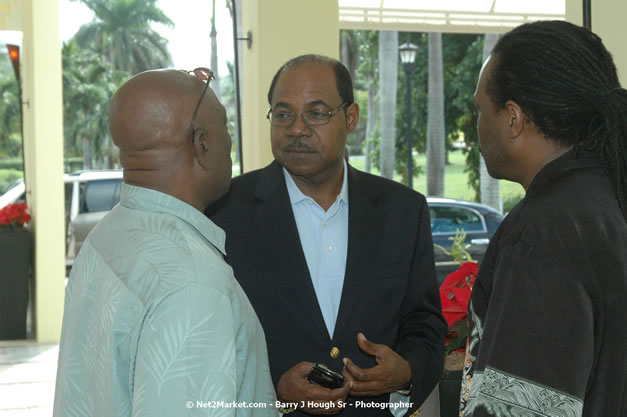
left=427, top=197, right=505, bottom=284
left=0, top=170, right=123, bottom=272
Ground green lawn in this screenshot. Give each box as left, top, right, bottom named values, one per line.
left=348, top=150, right=525, bottom=203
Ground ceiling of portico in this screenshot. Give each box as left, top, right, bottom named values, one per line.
left=339, top=0, right=565, bottom=34
left=0, top=0, right=566, bottom=38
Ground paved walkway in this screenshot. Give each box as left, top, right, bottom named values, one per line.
left=0, top=341, right=58, bottom=417
left=0, top=341, right=442, bottom=417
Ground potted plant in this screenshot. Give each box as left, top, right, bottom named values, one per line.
left=0, top=202, right=33, bottom=340
left=436, top=230, right=478, bottom=417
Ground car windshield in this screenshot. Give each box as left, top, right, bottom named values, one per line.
left=0, top=179, right=25, bottom=208
left=2, top=178, right=24, bottom=194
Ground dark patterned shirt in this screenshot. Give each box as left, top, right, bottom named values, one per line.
left=460, top=149, right=627, bottom=417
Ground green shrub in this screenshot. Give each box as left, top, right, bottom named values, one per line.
left=0, top=159, right=24, bottom=170
left=503, top=193, right=525, bottom=214
left=64, top=157, right=84, bottom=172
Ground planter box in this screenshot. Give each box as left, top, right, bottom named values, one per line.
left=0, top=229, right=33, bottom=340
left=440, top=370, right=462, bottom=417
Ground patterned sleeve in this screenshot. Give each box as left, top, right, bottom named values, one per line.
left=463, top=240, right=590, bottom=417
left=131, top=284, right=238, bottom=417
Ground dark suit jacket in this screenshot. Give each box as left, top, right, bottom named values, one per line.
left=207, top=162, right=447, bottom=416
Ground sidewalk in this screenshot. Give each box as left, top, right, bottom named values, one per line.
left=0, top=341, right=58, bottom=417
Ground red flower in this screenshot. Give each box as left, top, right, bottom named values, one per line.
left=0, top=203, right=31, bottom=229
left=439, top=261, right=478, bottom=353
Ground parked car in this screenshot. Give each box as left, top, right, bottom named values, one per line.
left=427, top=197, right=505, bottom=285
left=2, top=175, right=504, bottom=282
left=0, top=170, right=123, bottom=272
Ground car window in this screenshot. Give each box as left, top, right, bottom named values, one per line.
left=429, top=206, right=485, bottom=234
left=79, top=179, right=122, bottom=213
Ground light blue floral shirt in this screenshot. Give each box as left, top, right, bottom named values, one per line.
left=53, top=183, right=276, bottom=416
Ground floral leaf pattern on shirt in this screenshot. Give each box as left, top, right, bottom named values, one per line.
left=53, top=184, right=276, bottom=417
left=144, top=313, right=217, bottom=394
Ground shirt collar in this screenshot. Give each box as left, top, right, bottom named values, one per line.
left=283, top=159, right=349, bottom=207
left=119, top=183, right=226, bottom=255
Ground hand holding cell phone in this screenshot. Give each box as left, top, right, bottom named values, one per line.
left=307, top=363, right=345, bottom=389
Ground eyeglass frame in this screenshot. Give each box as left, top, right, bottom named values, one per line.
left=266, top=101, right=349, bottom=127
left=186, top=67, right=215, bottom=142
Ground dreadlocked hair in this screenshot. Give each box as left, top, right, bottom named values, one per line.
left=487, top=20, right=627, bottom=221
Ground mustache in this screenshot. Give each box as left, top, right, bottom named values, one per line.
left=283, top=140, right=313, bottom=152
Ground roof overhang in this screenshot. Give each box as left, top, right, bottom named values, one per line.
left=339, top=0, right=565, bottom=34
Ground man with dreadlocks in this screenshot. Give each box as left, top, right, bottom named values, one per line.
left=460, top=20, right=627, bottom=417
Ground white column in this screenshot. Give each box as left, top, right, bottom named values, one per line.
left=241, top=0, right=339, bottom=172
left=566, top=0, right=627, bottom=85
left=21, top=0, right=65, bottom=342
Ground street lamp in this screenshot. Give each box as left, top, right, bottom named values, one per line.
left=399, top=41, right=418, bottom=188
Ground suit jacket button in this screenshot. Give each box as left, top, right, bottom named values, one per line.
left=330, top=347, right=340, bottom=359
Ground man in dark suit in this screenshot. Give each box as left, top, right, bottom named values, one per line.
left=207, top=55, right=446, bottom=417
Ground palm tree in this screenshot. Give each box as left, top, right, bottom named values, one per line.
left=62, top=42, right=128, bottom=169
left=427, top=32, right=445, bottom=196
left=378, top=30, right=398, bottom=179
left=479, top=33, right=501, bottom=211
left=72, top=0, right=173, bottom=74
left=340, top=30, right=378, bottom=172
left=356, top=31, right=379, bottom=173
left=340, top=31, right=359, bottom=84
left=209, top=0, right=220, bottom=97
left=0, top=67, right=21, bottom=158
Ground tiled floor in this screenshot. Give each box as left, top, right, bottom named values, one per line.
left=0, top=341, right=58, bottom=417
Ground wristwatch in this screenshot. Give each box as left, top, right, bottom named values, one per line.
left=396, top=383, right=412, bottom=396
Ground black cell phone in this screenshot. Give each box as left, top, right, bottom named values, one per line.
left=307, top=363, right=345, bottom=389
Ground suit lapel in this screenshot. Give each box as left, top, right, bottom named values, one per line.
left=253, top=162, right=330, bottom=340
left=333, top=166, right=382, bottom=340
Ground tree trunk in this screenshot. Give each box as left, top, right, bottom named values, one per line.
left=103, top=132, right=114, bottom=169
left=378, top=31, right=398, bottom=179
left=340, top=31, right=359, bottom=83
left=480, top=33, right=501, bottom=211
left=365, top=75, right=377, bottom=173
left=82, top=137, right=92, bottom=170
left=427, top=32, right=445, bottom=197
left=210, top=0, right=221, bottom=97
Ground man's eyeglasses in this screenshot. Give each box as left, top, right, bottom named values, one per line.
left=266, top=102, right=348, bottom=127
left=187, top=67, right=215, bottom=142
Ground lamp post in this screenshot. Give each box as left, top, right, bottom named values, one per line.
left=399, top=41, right=418, bottom=188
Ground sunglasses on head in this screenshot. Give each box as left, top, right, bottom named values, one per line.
left=185, top=67, right=215, bottom=142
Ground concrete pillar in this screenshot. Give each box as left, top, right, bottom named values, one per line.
left=241, top=0, right=339, bottom=172
left=21, top=0, right=65, bottom=342
left=566, top=0, right=627, bottom=85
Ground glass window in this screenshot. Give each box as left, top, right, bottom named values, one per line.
left=79, top=180, right=122, bottom=213
left=429, top=206, right=484, bottom=234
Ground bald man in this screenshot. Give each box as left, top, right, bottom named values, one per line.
left=53, top=69, right=276, bottom=417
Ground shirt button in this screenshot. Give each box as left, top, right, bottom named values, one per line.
left=330, top=347, right=340, bottom=359
left=326, top=246, right=332, bottom=252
